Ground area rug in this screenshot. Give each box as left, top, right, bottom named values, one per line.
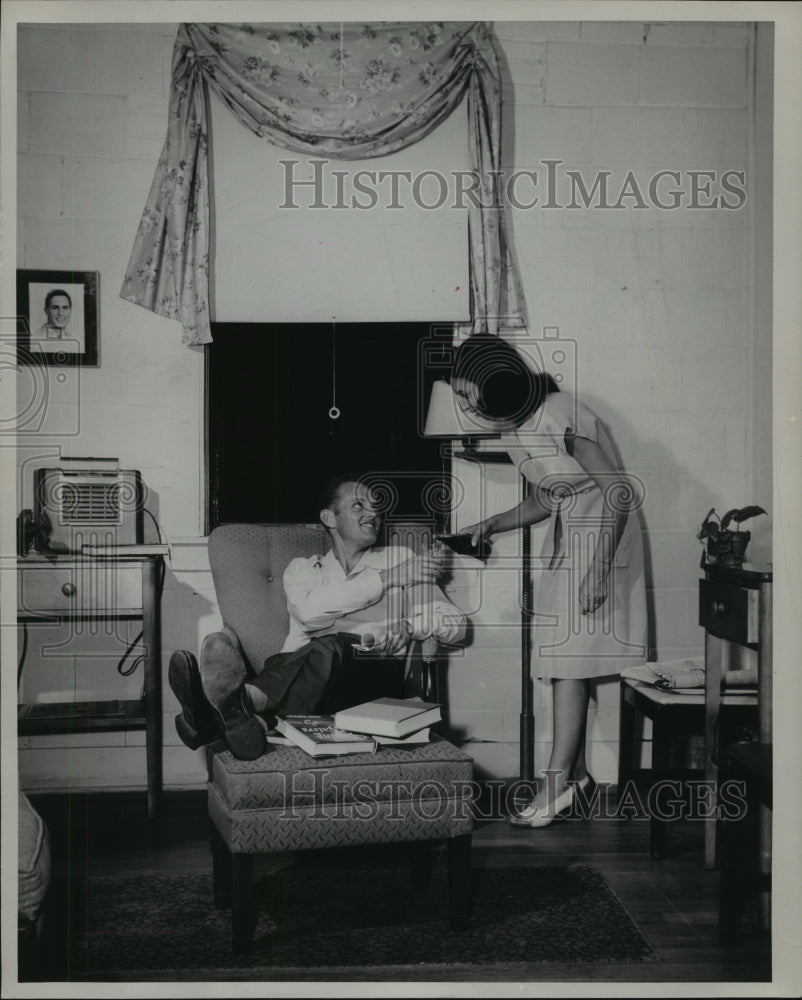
left=66, top=863, right=657, bottom=977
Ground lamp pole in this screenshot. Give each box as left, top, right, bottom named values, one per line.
left=519, top=472, right=535, bottom=792
left=453, top=448, right=536, bottom=803
left=424, top=379, right=537, bottom=807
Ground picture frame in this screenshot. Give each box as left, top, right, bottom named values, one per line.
left=16, top=269, right=99, bottom=366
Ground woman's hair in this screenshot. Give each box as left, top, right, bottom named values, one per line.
left=451, top=333, right=559, bottom=425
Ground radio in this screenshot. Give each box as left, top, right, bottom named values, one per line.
left=34, top=458, right=144, bottom=552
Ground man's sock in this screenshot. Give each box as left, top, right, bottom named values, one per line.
left=245, top=683, right=268, bottom=712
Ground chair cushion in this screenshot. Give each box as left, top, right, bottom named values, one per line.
left=210, top=736, right=473, bottom=809
left=207, top=522, right=440, bottom=675
left=209, top=737, right=475, bottom=853
left=18, top=792, right=51, bottom=923
left=208, top=524, right=327, bottom=674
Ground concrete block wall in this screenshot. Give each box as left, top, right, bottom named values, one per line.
left=14, top=20, right=769, bottom=792
left=15, top=24, right=213, bottom=790
left=443, top=21, right=766, bottom=782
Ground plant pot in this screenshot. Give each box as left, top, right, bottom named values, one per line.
left=705, top=529, right=751, bottom=568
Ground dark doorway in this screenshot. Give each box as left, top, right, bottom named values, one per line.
left=207, top=322, right=451, bottom=528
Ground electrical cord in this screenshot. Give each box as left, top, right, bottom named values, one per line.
left=18, top=622, right=28, bottom=690
left=116, top=511, right=167, bottom=676
left=143, top=507, right=167, bottom=546
left=117, top=628, right=145, bottom=678
left=18, top=507, right=170, bottom=682
left=116, top=557, right=166, bottom=676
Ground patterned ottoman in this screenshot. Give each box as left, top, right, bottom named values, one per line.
left=207, top=736, right=475, bottom=953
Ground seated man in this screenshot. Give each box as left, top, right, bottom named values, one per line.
left=169, top=474, right=468, bottom=760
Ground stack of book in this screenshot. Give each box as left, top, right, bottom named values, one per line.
left=275, top=698, right=441, bottom=757
left=274, top=716, right=376, bottom=757
left=334, top=697, right=441, bottom=745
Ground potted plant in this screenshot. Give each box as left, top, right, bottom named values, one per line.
left=697, top=505, right=767, bottom=569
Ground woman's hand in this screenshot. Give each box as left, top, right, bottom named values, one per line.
left=462, top=517, right=497, bottom=548
left=578, top=565, right=609, bottom=615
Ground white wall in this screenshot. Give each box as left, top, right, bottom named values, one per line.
left=15, top=20, right=771, bottom=791
left=210, top=90, right=470, bottom=322
left=16, top=24, right=215, bottom=789
left=443, top=20, right=770, bottom=781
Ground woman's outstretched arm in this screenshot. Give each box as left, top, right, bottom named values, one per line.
left=463, top=491, right=552, bottom=545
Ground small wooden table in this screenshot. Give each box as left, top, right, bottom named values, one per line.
left=17, top=551, right=165, bottom=818
left=618, top=678, right=757, bottom=858
left=699, top=563, right=772, bottom=869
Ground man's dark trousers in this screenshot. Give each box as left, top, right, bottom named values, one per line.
left=251, top=633, right=404, bottom=717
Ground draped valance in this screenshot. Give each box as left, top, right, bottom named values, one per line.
left=120, top=21, right=525, bottom=346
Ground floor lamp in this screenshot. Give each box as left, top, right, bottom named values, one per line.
left=424, top=380, right=536, bottom=797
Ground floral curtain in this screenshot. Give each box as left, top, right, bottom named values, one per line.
left=121, top=21, right=526, bottom=346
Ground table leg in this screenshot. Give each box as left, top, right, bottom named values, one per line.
left=703, top=630, right=724, bottom=868
left=447, top=833, right=472, bottom=930
left=231, top=854, right=254, bottom=954
left=650, top=710, right=672, bottom=858
left=410, top=838, right=436, bottom=890
left=210, top=821, right=232, bottom=909
left=520, top=509, right=535, bottom=787
left=758, top=804, right=772, bottom=928
left=757, top=580, right=772, bottom=930
left=618, top=683, right=636, bottom=792
left=142, top=559, right=162, bottom=820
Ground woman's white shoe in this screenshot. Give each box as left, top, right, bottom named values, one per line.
left=509, top=784, right=575, bottom=828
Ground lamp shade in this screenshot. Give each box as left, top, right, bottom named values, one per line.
left=423, top=379, right=500, bottom=438
left=423, top=379, right=463, bottom=437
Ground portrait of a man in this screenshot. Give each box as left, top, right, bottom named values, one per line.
left=17, top=269, right=98, bottom=365
left=32, top=288, right=78, bottom=350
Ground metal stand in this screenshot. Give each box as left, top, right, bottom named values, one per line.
left=519, top=473, right=535, bottom=789
left=454, top=448, right=536, bottom=804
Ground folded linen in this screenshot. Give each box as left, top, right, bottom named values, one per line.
left=652, top=663, right=706, bottom=689
left=621, top=658, right=758, bottom=690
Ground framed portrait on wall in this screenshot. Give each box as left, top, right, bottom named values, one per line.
left=16, top=269, right=99, bottom=366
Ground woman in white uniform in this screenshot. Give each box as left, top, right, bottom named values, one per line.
left=450, top=333, right=647, bottom=827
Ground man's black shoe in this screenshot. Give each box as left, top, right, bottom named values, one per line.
left=198, top=630, right=266, bottom=760
left=168, top=650, right=219, bottom=749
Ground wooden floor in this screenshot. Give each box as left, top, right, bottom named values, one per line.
left=25, top=785, right=771, bottom=985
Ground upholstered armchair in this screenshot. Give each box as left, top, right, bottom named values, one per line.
left=205, top=522, right=443, bottom=700
left=181, top=523, right=475, bottom=953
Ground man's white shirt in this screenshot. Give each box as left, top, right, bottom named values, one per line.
left=281, top=546, right=466, bottom=653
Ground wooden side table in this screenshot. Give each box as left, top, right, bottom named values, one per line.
left=17, top=552, right=165, bottom=818
left=618, top=678, right=756, bottom=857
left=699, top=563, right=772, bottom=870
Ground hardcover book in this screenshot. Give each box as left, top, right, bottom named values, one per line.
left=274, top=715, right=377, bottom=757
left=374, top=727, right=432, bottom=747
left=333, top=697, right=441, bottom=739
